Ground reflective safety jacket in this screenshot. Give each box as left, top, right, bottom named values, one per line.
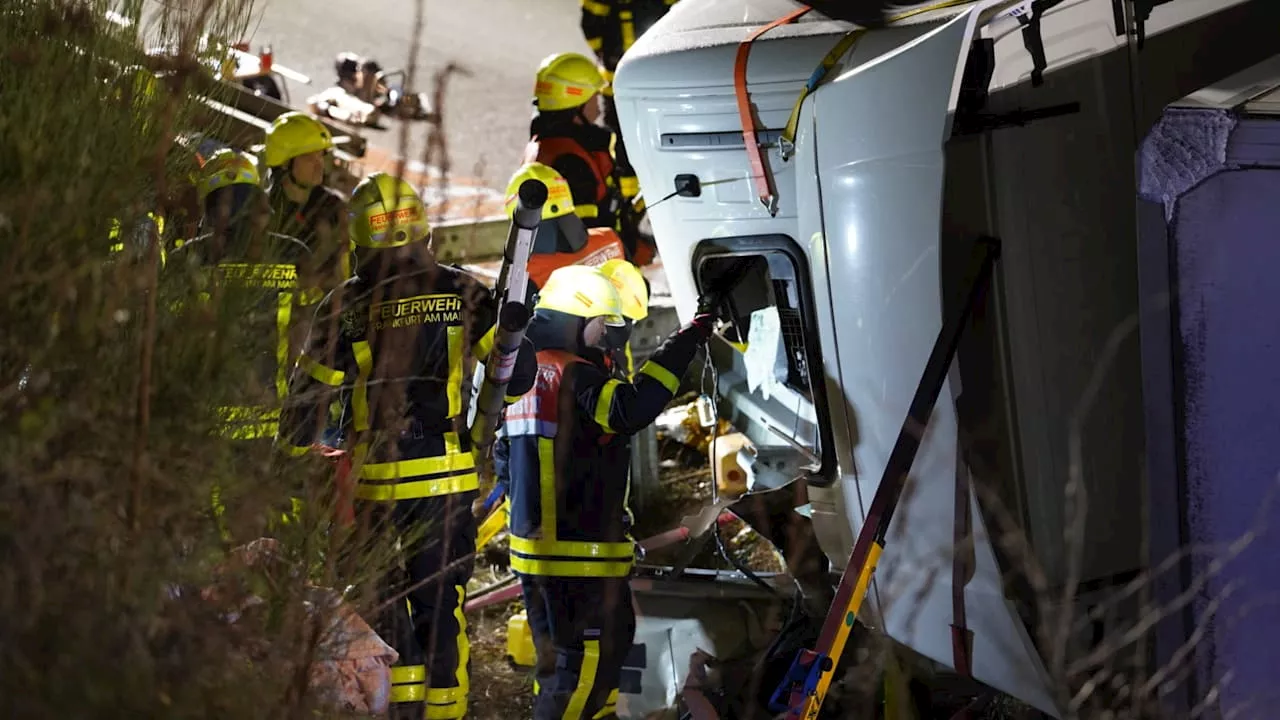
left=525, top=122, right=622, bottom=232
left=281, top=258, right=536, bottom=502
left=168, top=232, right=319, bottom=440
left=500, top=314, right=704, bottom=577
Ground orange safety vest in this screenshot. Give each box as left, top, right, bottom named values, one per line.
left=524, top=134, right=615, bottom=213
left=526, top=226, right=627, bottom=290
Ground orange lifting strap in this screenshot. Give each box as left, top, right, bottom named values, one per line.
left=733, top=6, right=810, bottom=216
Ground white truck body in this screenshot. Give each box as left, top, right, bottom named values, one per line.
left=613, top=0, right=1277, bottom=714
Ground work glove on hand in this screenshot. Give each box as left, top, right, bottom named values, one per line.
left=688, top=312, right=717, bottom=342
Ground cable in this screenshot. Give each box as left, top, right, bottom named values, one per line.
left=701, top=348, right=780, bottom=599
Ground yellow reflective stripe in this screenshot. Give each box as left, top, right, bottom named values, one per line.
left=360, top=450, right=476, bottom=480
left=215, top=406, right=280, bottom=440
left=587, top=36, right=603, bottom=51
left=509, top=556, right=633, bottom=577
left=298, top=354, right=345, bottom=386
left=593, top=694, right=619, bottom=720
left=354, top=473, right=480, bottom=501
left=624, top=343, right=635, bottom=381
left=782, top=29, right=865, bottom=147
left=477, top=498, right=510, bottom=550
left=391, top=665, right=426, bottom=683
left=639, top=361, right=679, bottom=394
left=538, top=437, right=558, bottom=541
left=276, top=292, right=292, bottom=400
left=620, top=12, right=636, bottom=51
left=509, top=535, right=634, bottom=560
left=619, top=175, right=639, bottom=198
left=582, top=0, right=610, bottom=15
left=564, top=639, right=602, bottom=720
left=352, top=340, right=373, bottom=432
left=218, top=421, right=278, bottom=440
left=575, top=203, right=600, bottom=220
left=474, top=326, right=495, bottom=361
left=504, top=394, right=523, bottom=404
left=390, top=683, right=426, bottom=703
left=422, top=584, right=470, bottom=719
left=447, top=325, right=463, bottom=418
left=594, top=379, right=620, bottom=433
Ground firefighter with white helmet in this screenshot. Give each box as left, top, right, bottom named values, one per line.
left=280, top=172, right=535, bottom=720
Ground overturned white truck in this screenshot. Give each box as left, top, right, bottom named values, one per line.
left=611, top=0, right=1280, bottom=717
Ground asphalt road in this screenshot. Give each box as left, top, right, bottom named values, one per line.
left=237, top=0, right=591, bottom=188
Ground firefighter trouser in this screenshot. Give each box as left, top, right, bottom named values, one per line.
left=369, top=491, right=477, bottom=720
left=519, top=574, right=636, bottom=720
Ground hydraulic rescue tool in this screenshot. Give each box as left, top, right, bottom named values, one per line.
left=771, top=238, right=1001, bottom=719
left=468, top=178, right=546, bottom=452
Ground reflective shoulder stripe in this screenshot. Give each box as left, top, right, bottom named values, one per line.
left=575, top=203, right=600, bottom=219
left=638, top=360, right=679, bottom=394
left=582, top=0, right=610, bottom=16
left=594, top=379, right=621, bottom=433
left=298, top=354, right=345, bottom=386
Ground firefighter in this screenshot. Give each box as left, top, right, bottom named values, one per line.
left=525, top=52, right=650, bottom=264
left=506, top=161, right=627, bottom=291
left=279, top=172, right=536, bottom=720
left=261, top=111, right=351, bottom=287
left=502, top=264, right=716, bottom=719
left=168, top=149, right=319, bottom=540
left=470, top=161, right=630, bottom=528
left=580, top=0, right=679, bottom=264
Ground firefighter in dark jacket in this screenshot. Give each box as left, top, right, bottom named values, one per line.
left=525, top=52, right=650, bottom=265
left=261, top=111, right=352, bottom=288
left=501, top=264, right=715, bottom=719
left=580, top=0, right=679, bottom=263
left=169, top=148, right=317, bottom=540
left=279, top=172, right=536, bottom=720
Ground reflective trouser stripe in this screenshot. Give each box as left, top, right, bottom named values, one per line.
left=564, top=639, right=602, bottom=720
left=592, top=688, right=620, bottom=719
left=424, top=585, right=470, bottom=719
